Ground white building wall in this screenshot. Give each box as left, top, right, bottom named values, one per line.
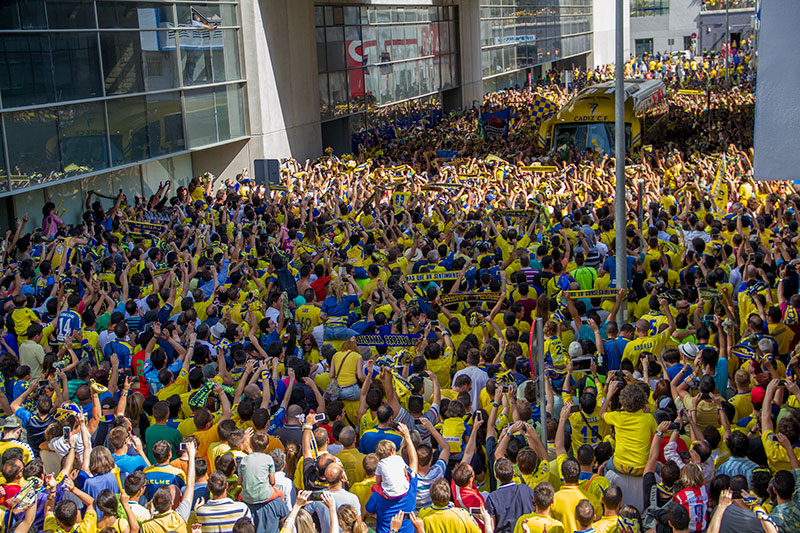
left=630, top=0, right=701, bottom=55
left=240, top=0, right=323, bottom=164
left=592, top=0, right=631, bottom=68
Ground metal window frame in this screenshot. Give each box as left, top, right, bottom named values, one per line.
left=0, top=0, right=246, bottom=198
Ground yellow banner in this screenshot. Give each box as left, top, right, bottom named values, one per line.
left=520, top=165, right=557, bottom=173
left=678, top=89, right=703, bottom=95
left=563, top=289, right=621, bottom=299
left=440, top=292, right=502, bottom=304
left=487, top=154, right=511, bottom=166
left=497, top=209, right=537, bottom=217
left=405, top=271, right=460, bottom=283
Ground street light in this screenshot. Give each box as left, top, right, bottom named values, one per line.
left=615, top=0, right=626, bottom=320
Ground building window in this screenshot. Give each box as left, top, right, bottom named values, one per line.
left=479, top=0, right=592, bottom=83
left=635, top=38, right=654, bottom=56
left=0, top=1, right=247, bottom=195
left=684, top=36, right=694, bottom=50
left=631, top=0, right=670, bottom=17
left=315, top=4, right=460, bottom=121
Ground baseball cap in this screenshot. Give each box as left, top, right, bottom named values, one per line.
left=678, top=342, right=699, bottom=360
left=568, top=341, right=583, bottom=358
left=0, top=416, right=22, bottom=429
left=211, top=323, right=226, bottom=339
left=751, top=386, right=766, bottom=405
left=101, top=397, right=116, bottom=409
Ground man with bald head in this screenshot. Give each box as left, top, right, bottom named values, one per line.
left=336, top=426, right=366, bottom=483
left=272, top=404, right=304, bottom=447
left=307, top=461, right=362, bottom=533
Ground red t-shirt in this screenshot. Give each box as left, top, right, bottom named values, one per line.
left=130, top=349, right=151, bottom=398
left=658, top=435, right=688, bottom=463
left=311, top=276, right=331, bottom=302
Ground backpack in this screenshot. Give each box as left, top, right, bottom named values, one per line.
left=276, top=267, right=299, bottom=301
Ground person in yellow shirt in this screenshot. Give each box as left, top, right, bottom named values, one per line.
left=513, top=481, right=564, bottom=533
left=729, top=368, right=754, bottom=423
left=761, top=378, right=800, bottom=472
left=335, top=427, right=366, bottom=484
left=350, top=454, right=378, bottom=518
left=418, top=478, right=482, bottom=533
left=600, top=380, right=658, bottom=475
left=551, top=458, right=599, bottom=533
left=591, top=485, right=623, bottom=532
left=296, top=289, right=322, bottom=336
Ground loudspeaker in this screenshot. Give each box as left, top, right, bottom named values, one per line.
left=253, top=159, right=279, bottom=186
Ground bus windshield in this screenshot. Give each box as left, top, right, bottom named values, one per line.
left=552, top=122, right=631, bottom=154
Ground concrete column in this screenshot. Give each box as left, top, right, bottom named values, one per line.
left=458, top=0, right=483, bottom=105
left=240, top=0, right=323, bottom=164
left=592, top=0, right=631, bottom=68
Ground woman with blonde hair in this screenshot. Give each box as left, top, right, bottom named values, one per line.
left=320, top=274, right=363, bottom=341
left=124, top=391, right=146, bottom=438
left=337, top=505, right=369, bottom=533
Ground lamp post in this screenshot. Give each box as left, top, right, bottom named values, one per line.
left=614, top=0, right=627, bottom=319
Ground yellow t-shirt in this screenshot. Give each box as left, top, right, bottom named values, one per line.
left=350, top=478, right=376, bottom=517
left=551, top=485, right=599, bottom=533
left=729, top=392, right=753, bottom=423
left=601, top=410, right=657, bottom=469
left=296, top=304, right=322, bottom=336
left=331, top=350, right=360, bottom=387
left=592, top=515, right=619, bottom=533
left=427, top=347, right=454, bottom=388
left=513, top=512, right=564, bottom=533
left=762, top=430, right=800, bottom=472
left=419, top=507, right=481, bottom=533
left=156, top=368, right=189, bottom=401
left=521, top=460, right=550, bottom=490
left=622, top=330, right=671, bottom=365
left=44, top=509, right=97, bottom=533
left=336, top=447, right=366, bottom=484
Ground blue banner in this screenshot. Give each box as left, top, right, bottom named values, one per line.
left=480, top=108, right=511, bottom=140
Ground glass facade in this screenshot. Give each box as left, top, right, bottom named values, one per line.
left=316, top=5, right=460, bottom=121
left=631, top=0, right=669, bottom=17
left=0, top=1, right=246, bottom=196
left=480, top=1, right=592, bottom=83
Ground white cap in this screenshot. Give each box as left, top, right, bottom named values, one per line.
left=568, top=341, right=583, bottom=358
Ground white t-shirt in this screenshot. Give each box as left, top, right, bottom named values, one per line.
left=376, top=455, right=409, bottom=498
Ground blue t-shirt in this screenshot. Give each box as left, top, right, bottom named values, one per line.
left=321, top=294, right=360, bottom=324
left=366, top=473, right=418, bottom=533
left=115, top=453, right=148, bottom=474
left=603, top=337, right=629, bottom=371
left=358, top=427, right=404, bottom=454
left=80, top=471, right=120, bottom=519
left=56, top=310, right=82, bottom=344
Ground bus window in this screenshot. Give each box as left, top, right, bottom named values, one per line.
left=553, top=122, right=631, bottom=154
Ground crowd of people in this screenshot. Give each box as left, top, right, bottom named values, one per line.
left=0, top=47, right=796, bottom=533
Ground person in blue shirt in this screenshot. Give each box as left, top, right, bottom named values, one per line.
left=603, top=322, right=632, bottom=372
left=56, top=293, right=83, bottom=346
left=108, top=425, right=150, bottom=476
left=358, top=404, right=404, bottom=454
left=366, top=422, right=419, bottom=533
left=320, top=276, right=363, bottom=340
